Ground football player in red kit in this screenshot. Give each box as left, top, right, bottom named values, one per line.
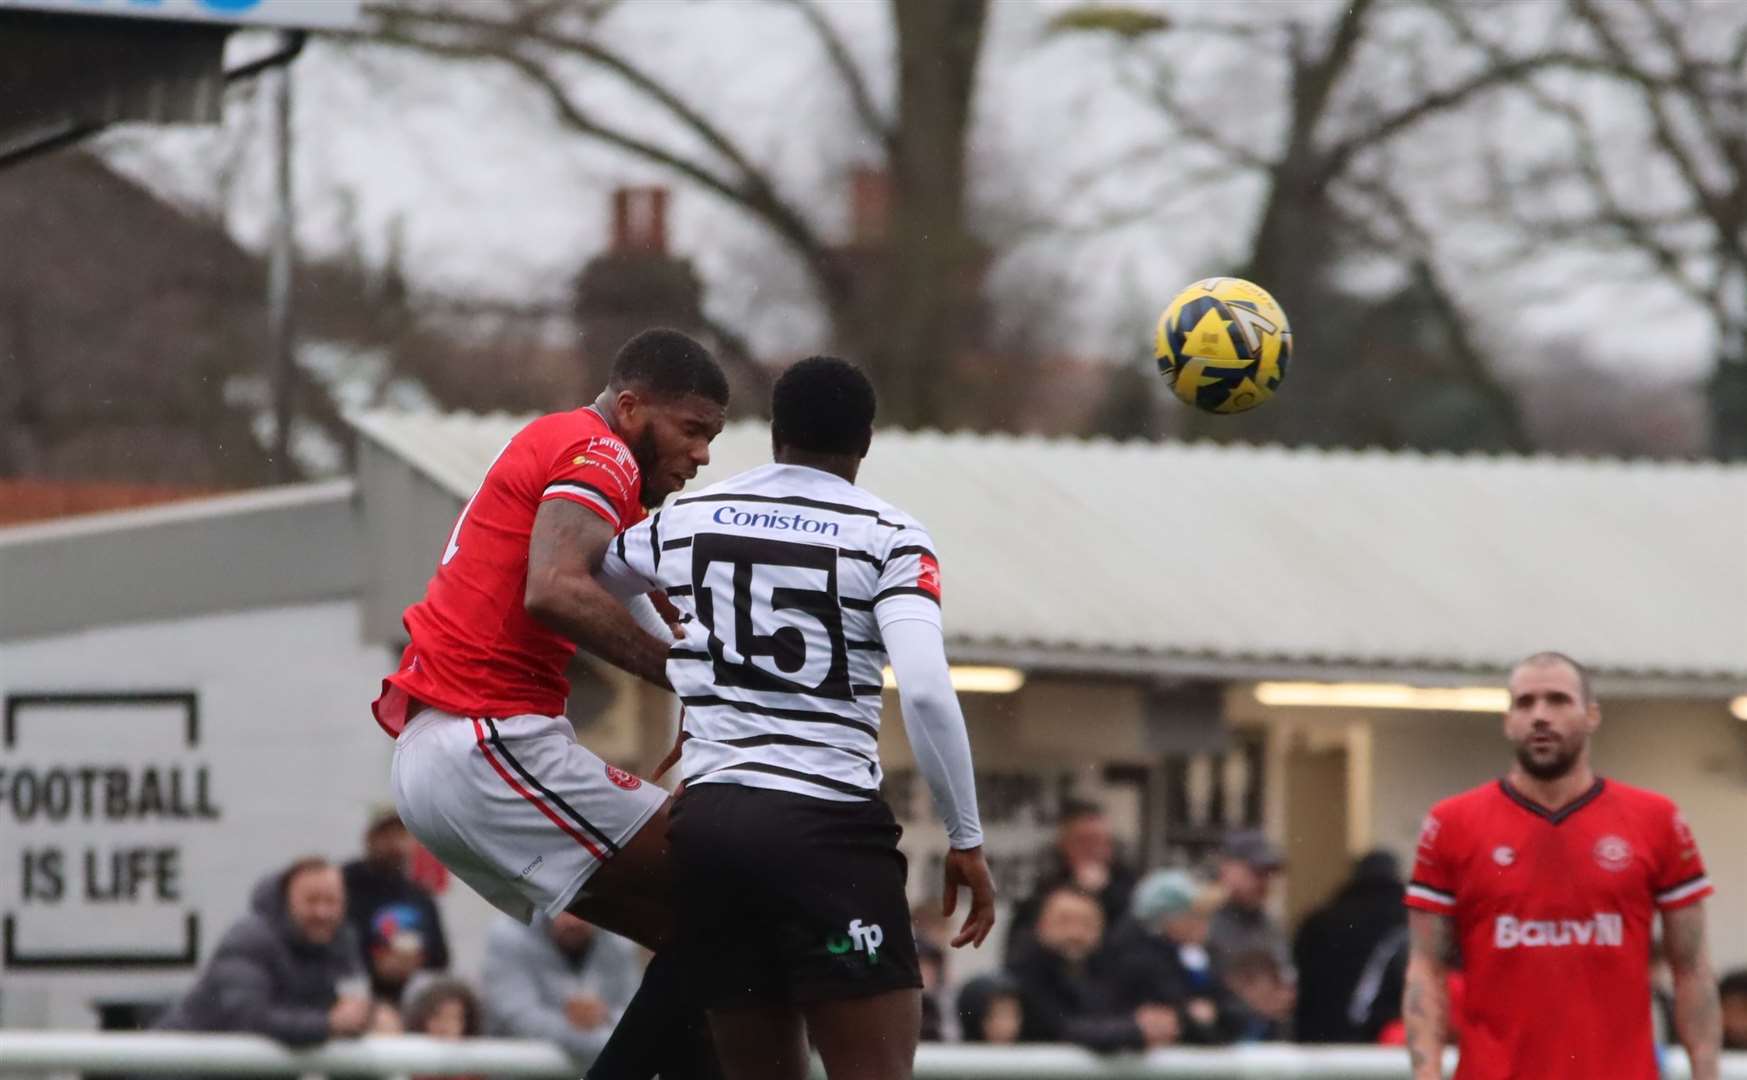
left=373, top=329, right=727, bottom=1079
left=1403, top=652, right=1721, bottom=1080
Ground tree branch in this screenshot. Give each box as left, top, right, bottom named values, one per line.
left=1316, top=51, right=1596, bottom=186
left=775, top=0, right=893, bottom=149
left=1570, top=0, right=1728, bottom=228
left=1337, top=169, right=1530, bottom=450
left=1132, top=63, right=1273, bottom=171
left=1294, top=0, right=1377, bottom=137
left=1517, top=78, right=1719, bottom=311
left=358, top=8, right=851, bottom=304
left=378, top=6, right=774, bottom=195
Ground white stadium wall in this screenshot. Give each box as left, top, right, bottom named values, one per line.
left=0, top=599, right=496, bottom=1030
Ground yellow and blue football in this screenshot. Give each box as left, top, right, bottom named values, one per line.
left=1155, top=277, right=1292, bottom=414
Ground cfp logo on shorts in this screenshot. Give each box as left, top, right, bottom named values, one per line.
left=826, top=919, right=883, bottom=964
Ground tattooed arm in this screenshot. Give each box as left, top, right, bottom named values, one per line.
left=1665, top=902, right=1721, bottom=1080
left=524, top=500, right=671, bottom=689
left=1403, top=909, right=1454, bottom=1080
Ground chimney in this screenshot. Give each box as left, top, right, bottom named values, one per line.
left=575, top=185, right=704, bottom=392
left=849, top=166, right=889, bottom=247
left=611, top=186, right=669, bottom=254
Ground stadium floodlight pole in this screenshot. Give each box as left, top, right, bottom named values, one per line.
left=266, top=61, right=296, bottom=483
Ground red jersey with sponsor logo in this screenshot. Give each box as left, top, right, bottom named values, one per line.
left=372, top=408, right=644, bottom=735
left=1405, top=778, right=1711, bottom=1080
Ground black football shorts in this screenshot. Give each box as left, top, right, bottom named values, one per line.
left=669, top=781, right=923, bottom=1008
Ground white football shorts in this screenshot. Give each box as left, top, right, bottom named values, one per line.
left=390, top=708, right=667, bottom=922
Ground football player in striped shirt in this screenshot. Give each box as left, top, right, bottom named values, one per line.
left=599, top=356, right=997, bottom=1080
left=1402, top=652, right=1720, bottom=1080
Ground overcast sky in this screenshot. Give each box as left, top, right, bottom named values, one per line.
left=97, top=0, right=1719, bottom=381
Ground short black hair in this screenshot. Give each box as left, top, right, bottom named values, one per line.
left=771, top=355, right=875, bottom=457
left=1059, top=799, right=1106, bottom=824
left=1040, top=883, right=1102, bottom=914
left=1225, top=948, right=1285, bottom=982
left=608, top=328, right=729, bottom=406
left=365, top=810, right=405, bottom=840
left=1720, top=968, right=1747, bottom=999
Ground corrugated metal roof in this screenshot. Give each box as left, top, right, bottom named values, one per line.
left=349, top=410, right=1747, bottom=684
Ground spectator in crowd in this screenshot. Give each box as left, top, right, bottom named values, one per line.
left=1721, top=969, right=1747, bottom=1050
left=362, top=902, right=431, bottom=1015
left=156, top=857, right=384, bottom=1046
left=480, top=912, right=641, bottom=1067
left=1223, top=949, right=1296, bottom=1042
left=343, top=811, right=449, bottom=987
left=403, top=975, right=483, bottom=1039
left=401, top=976, right=484, bottom=1080
left=1292, top=850, right=1408, bottom=1043
left=912, top=899, right=952, bottom=952
left=1207, top=830, right=1290, bottom=978
left=912, top=901, right=955, bottom=1041
left=1105, top=868, right=1240, bottom=1045
left=918, top=939, right=949, bottom=1042
left=957, top=974, right=1024, bottom=1044
left=1009, top=885, right=1178, bottom=1052
left=1007, top=800, right=1139, bottom=962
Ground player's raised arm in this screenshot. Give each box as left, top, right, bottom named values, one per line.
left=525, top=499, right=672, bottom=690
left=883, top=616, right=994, bottom=948
left=1402, top=908, right=1454, bottom=1080
left=1666, top=901, right=1722, bottom=1079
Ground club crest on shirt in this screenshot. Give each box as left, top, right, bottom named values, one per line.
left=605, top=764, right=642, bottom=791
left=1492, top=845, right=1515, bottom=867
left=1593, top=834, right=1633, bottom=872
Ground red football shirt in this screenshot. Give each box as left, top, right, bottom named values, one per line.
left=372, top=408, right=644, bottom=735
left=1405, top=778, right=1712, bottom=1080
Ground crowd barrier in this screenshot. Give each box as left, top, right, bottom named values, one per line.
left=1, top=1032, right=1744, bottom=1079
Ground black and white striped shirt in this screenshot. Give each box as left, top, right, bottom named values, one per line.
left=600, top=463, right=944, bottom=803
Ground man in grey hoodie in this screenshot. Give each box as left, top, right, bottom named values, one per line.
left=481, top=912, right=642, bottom=1066
left=157, top=857, right=374, bottom=1046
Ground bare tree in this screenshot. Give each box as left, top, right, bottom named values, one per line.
left=1442, top=0, right=1747, bottom=459
left=354, top=0, right=990, bottom=430
left=1050, top=1, right=1684, bottom=450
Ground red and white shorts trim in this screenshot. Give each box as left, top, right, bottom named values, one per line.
left=391, top=708, right=666, bottom=923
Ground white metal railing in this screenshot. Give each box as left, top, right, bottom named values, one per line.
left=0, top=1032, right=1743, bottom=1079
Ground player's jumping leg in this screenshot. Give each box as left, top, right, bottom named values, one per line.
left=706, top=1005, right=811, bottom=1080
left=391, top=713, right=715, bottom=1080
left=566, top=799, right=676, bottom=950
left=805, top=991, right=922, bottom=1080
left=570, top=801, right=720, bottom=1080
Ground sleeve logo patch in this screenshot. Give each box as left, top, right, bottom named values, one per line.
left=1416, top=814, right=1441, bottom=852
left=916, top=553, right=942, bottom=599
left=1673, top=811, right=1696, bottom=848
